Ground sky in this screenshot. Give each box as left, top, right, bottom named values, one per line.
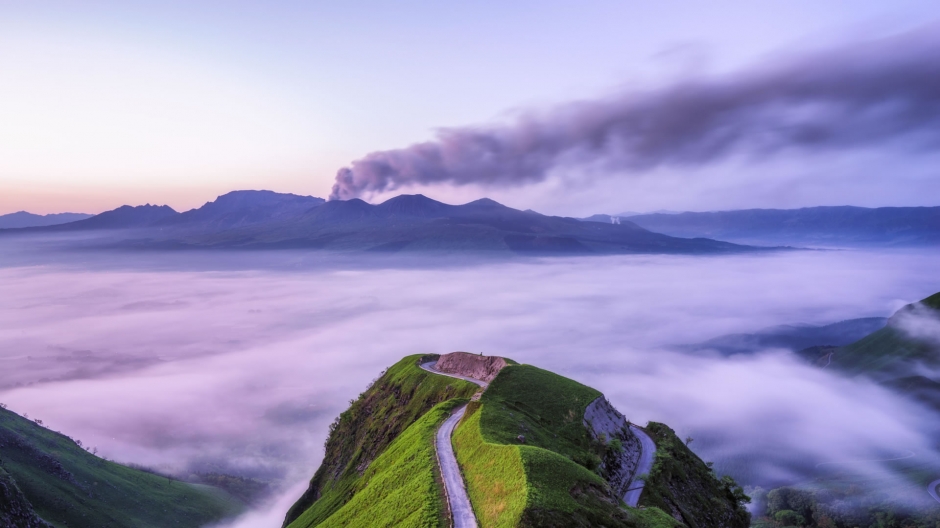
left=2, top=1, right=940, bottom=216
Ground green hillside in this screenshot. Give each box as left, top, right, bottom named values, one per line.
left=284, top=355, right=750, bottom=527
left=0, top=406, right=244, bottom=528
left=832, top=291, right=940, bottom=377
left=460, top=364, right=748, bottom=527
left=826, top=291, right=940, bottom=416
left=283, top=354, right=480, bottom=527
left=755, top=291, right=940, bottom=527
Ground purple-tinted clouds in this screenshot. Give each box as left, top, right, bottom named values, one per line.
left=331, top=26, right=940, bottom=201
left=1, top=248, right=939, bottom=524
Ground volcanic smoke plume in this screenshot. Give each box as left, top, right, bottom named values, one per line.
left=330, top=26, right=940, bottom=200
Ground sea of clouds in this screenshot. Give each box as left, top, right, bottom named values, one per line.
left=1, top=243, right=939, bottom=525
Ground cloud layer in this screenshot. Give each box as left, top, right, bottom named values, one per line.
left=331, top=26, right=940, bottom=200
left=1, top=247, right=939, bottom=521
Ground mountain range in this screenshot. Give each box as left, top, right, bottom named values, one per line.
left=2, top=191, right=749, bottom=255
left=585, top=206, right=940, bottom=247
left=0, top=211, right=92, bottom=229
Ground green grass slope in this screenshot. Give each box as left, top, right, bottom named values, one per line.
left=453, top=402, right=527, bottom=528
left=477, top=364, right=635, bottom=526
left=642, top=423, right=750, bottom=528
left=459, top=364, right=749, bottom=527
left=282, top=354, right=480, bottom=527
left=0, top=407, right=243, bottom=528
left=290, top=399, right=468, bottom=528
left=0, top=465, right=49, bottom=528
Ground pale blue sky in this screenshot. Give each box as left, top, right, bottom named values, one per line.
left=2, top=1, right=938, bottom=215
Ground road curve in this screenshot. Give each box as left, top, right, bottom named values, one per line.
left=624, top=425, right=656, bottom=507
left=929, top=478, right=940, bottom=504
left=420, top=360, right=488, bottom=388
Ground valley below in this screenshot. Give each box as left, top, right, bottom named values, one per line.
left=1, top=244, right=939, bottom=526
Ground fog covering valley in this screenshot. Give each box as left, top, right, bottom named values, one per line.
left=1, top=238, right=939, bottom=525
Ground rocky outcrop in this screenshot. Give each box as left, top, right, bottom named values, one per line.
left=583, top=397, right=642, bottom=498
left=434, top=352, right=508, bottom=383
left=0, top=466, right=50, bottom=528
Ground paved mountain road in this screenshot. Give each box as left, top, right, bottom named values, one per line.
left=421, top=360, right=484, bottom=527
left=437, top=405, right=477, bottom=528
left=624, top=425, right=656, bottom=507
left=420, top=361, right=488, bottom=387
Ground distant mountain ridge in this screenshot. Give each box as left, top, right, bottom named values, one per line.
left=601, top=206, right=940, bottom=247
left=0, top=211, right=92, bottom=229
left=4, top=192, right=753, bottom=255
left=686, top=317, right=889, bottom=356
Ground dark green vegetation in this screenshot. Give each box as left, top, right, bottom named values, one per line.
left=755, top=486, right=940, bottom=528
left=0, top=406, right=244, bottom=528
left=452, top=363, right=632, bottom=527
left=291, top=400, right=468, bottom=528
left=755, top=291, right=940, bottom=527
left=0, top=465, right=48, bottom=528
left=614, top=206, right=940, bottom=247
left=469, top=364, right=748, bottom=527
left=642, top=423, right=750, bottom=528
left=283, top=354, right=480, bottom=527
left=12, top=191, right=753, bottom=255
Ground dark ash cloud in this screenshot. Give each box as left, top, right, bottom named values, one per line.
left=331, top=27, right=940, bottom=200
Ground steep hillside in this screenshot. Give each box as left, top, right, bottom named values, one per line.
left=460, top=364, right=749, bottom=528
left=0, top=406, right=244, bottom=527
left=755, top=292, right=940, bottom=527
left=828, top=292, right=940, bottom=390
left=642, top=423, right=750, bottom=528
left=283, top=355, right=480, bottom=527
left=0, top=466, right=48, bottom=527
left=285, top=354, right=750, bottom=527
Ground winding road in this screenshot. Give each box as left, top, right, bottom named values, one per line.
left=420, top=360, right=488, bottom=388
left=623, top=425, right=656, bottom=507
left=929, top=478, right=940, bottom=504
left=421, top=358, right=656, bottom=519
left=421, top=360, right=485, bottom=528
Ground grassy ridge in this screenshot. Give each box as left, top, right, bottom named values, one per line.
left=480, top=365, right=602, bottom=464
left=452, top=403, right=526, bottom=528
left=0, top=407, right=243, bottom=528
left=833, top=291, right=940, bottom=377
left=291, top=399, right=467, bottom=528
left=283, top=354, right=479, bottom=527
left=457, top=364, right=641, bottom=527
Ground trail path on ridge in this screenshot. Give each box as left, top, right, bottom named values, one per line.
left=421, top=360, right=485, bottom=528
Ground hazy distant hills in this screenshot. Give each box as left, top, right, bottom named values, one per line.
left=596, top=206, right=940, bottom=247
left=0, top=211, right=91, bottom=228
left=4, top=191, right=751, bottom=255
left=687, top=317, right=889, bottom=356
left=156, top=190, right=325, bottom=231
